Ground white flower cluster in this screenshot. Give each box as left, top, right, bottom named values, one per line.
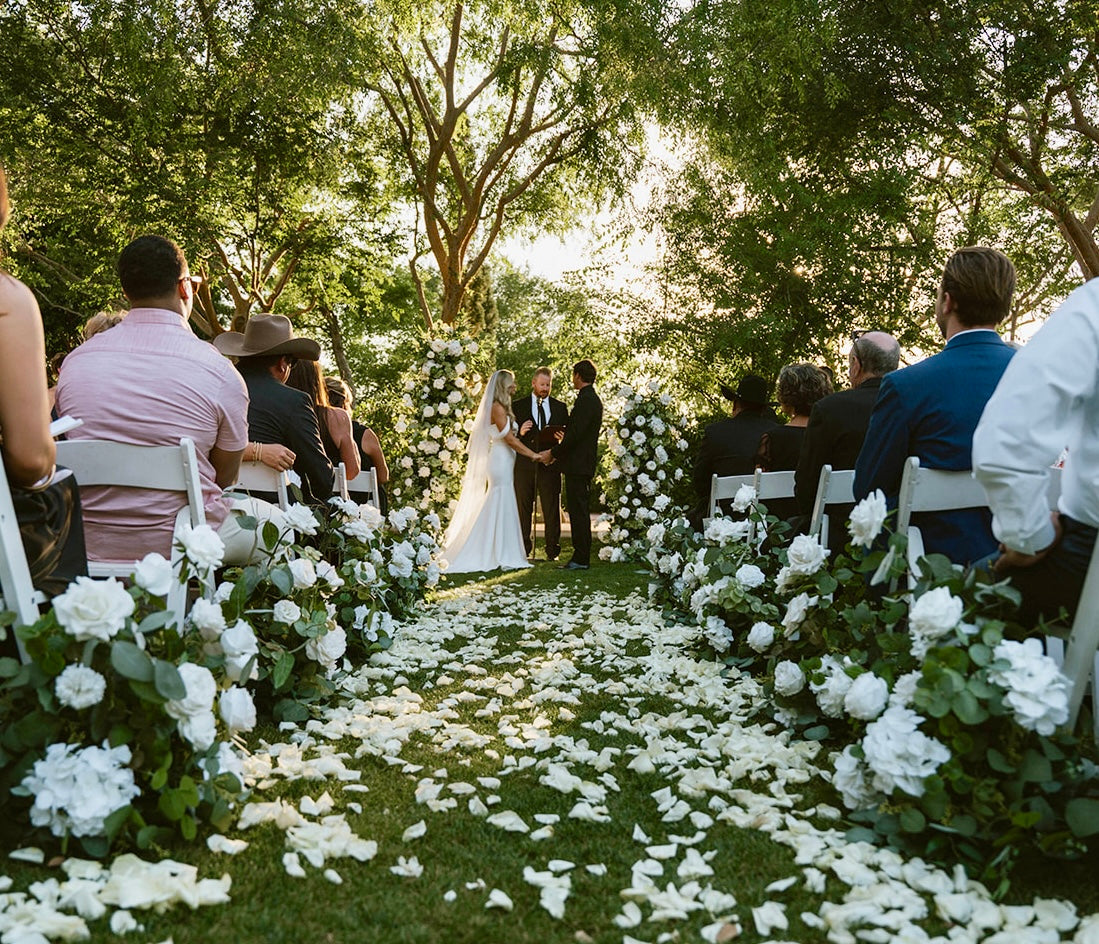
left=22, top=741, right=141, bottom=838
left=987, top=638, right=1071, bottom=735
left=908, top=586, right=964, bottom=660
left=389, top=327, right=480, bottom=518
left=599, top=381, right=689, bottom=557
left=860, top=705, right=951, bottom=798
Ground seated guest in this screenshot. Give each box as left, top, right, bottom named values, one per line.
left=0, top=166, right=87, bottom=592
left=325, top=376, right=390, bottom=513
left=56, top=234, right=275, bottom=564
left=795, top=331, right=900, bottom=550
left=213, top=315, right=334, bottom=505
left=83, top=309, right=125, bottom=341
left=287, top=359, right=360, bottom=479
left=753, top=363, right=833, bottom=520
left=692, top=374, right=778, bottom=526
left=973, top=278, right=1099, bottom=632
left=854, top=247, right=1016, bottom=564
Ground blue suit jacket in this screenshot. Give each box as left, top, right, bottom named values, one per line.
left=853, top=330, right=1015, bottom=564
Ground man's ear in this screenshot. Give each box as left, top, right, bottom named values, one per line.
left=940, top=290, right=957, bottom=315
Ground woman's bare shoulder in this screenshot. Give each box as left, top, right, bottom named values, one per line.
left=0, top=272, right=40, bottom=319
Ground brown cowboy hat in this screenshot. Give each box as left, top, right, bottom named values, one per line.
left=212, top=314, right=320, bottom=360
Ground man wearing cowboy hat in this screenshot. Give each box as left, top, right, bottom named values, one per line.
left=690, top=374, right=778, bottom=528
left=213, top=315, right=334, bottom=505
left=57, top=234, right=277, bottom=564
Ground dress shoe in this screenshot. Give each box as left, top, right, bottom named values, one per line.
left=557, top=561, right=589, bottom=571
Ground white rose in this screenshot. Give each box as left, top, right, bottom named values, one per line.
left=908, top=586, right=964, bottom=658
left=273, top=600, right=301, bottom=624
left=221, top=620, right=259, bottom=682
left=132, top=553, right=175, bottom=598
left=782, top=592, right=818, bottom=633
left=189, top=598, right=227, bottom=641
left=288, top=558, right=317, bottom=589
left=735, top=564, right=766, bottom=589
left=55, top=665, right=107, bottom=710
left=165, top=663, right=217, bottom=721
left=422, top=405, right=435, bottom=419
left=306, top=626, right=347, bottom=671
left=178, top=524, right=226, bottom=571
left=731, top=484, right=756, bottom=512
left=218, top=687, right=257, bottom=734
left=214, top=581, right=234, bottom=603
left=844, top=672, right=889, bottom=721
left=746, top=621, right=775, bottom=652
left=447, top=340, right=462, bottom=356
left=773, top=661, right=805, bottom=696
left=848, top=490, right=888, bottom=548
left=53, top=577, right=135, bottom=642
left=283, top=503, right=319, bottom=536
left=786, top=534, right=828, bottom=575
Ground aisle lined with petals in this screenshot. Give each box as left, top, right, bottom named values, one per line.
left=4, top=573, right=1099, bottom=943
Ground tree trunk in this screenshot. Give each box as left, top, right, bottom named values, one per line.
left=322, top=302, right=355, bottom=398
left=1057, top=210, right=1099, bottom=281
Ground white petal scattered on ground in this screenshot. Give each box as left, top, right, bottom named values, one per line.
left=633, top=824, right=652, bottom=844
left=9, top=848, right=45, bottom=864
left=390, top=856, right=423, bottom=878
left=485, top=810, right=530, bottom=833
left=323, top=868, right=343, bottom=885
left=443, top=890, right=457, bottom=902
left=534, top=813, right=560, bottom=825
left=206, top=835, right=249, bottom=856
left=547, top=860, right=575, bottom=873
left=402, top=820, right=427, bottom=841
left=109, top=909, right=140, bottom=935
left=764, top=876, right=798, bottom=894
left=282, top=852, right=306, bottom=878
left=468, top=796, right=489, bottom=817
left=530, top=826, right=554, bottom=841
left=614, top=901, right=644, bottom=928
left=485, top=889, right=514, bottom=911
left=586, top=864, right=608, bottom=876
left=645, top=843, right=678, bottom=860
left=752, top=900, right=789, bottom=936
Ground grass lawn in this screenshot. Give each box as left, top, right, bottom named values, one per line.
left=2, top=557, right=1097, bottom=943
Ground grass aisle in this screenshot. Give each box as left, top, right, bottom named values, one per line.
left=4, top=562, right=1099, bottom=943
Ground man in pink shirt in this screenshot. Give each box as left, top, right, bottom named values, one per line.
left=57, top=234, right=271, bottom=563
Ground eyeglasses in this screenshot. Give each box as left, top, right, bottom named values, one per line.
left=850, top=329, right=870, bottom=341
left=180, top=274, right=203, bottom=290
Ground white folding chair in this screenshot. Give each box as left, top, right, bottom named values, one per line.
left=1060, top=535, right=1099, bottom=739
left=0, top=451, right=49, bottom=661
left=753, top=469, right=796, bottom=507
left=57, top=437, right=208, bottom=630
left=340, top=463, right=380, bottom=509
left=808, top=465, right=856, bottom=548
left=708, top=472, right=756, bottom=520
left=231, top=461, right=291, bottom=511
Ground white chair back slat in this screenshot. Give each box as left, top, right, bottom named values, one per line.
left=344, top=467, right=380, bottom=509
left=753, top=469, right=796, bottom=503
left=708, top=472, right=756, bottom=520
left=1061, top=535, right=1099, bottom=738
left=0, top=451, right=47, bottom=660
left=232, top=462, right=290, bottom=511
left=808, top=466, right=856, bottom=547
left=57, top=437, right=210, bottom=630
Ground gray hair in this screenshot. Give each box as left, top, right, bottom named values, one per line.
left=853, top=332, right=901, bottom=377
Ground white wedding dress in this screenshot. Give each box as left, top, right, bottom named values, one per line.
left=441, top=381, right=531, bottom=573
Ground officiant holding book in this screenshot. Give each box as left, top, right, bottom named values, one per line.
left=513, top=366, right=568, bottom=560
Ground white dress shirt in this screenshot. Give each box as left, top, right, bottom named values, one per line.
left=972, top=279, right=1099, bottom=554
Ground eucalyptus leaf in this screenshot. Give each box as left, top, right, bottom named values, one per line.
left=270, top=567, right=293, bottom=596
left=153, top=660, right=186, bottom=701
left=111, top=641, right=155, bottom=682
left=1066, top=798, right=1099, bottom=837
left=272, top=651, right=295, bottom=690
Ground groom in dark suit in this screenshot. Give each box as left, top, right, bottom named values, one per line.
left=854, top=246, right=1017, bottom=564
left=539, top=359, right=603, bottom=571
left=514, top=367, right=569, bottom=559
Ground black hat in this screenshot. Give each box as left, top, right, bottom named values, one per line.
left=720, top=374, right=771, bottom=406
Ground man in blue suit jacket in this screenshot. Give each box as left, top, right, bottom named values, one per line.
left=854, top=247, right=1017, bottom=564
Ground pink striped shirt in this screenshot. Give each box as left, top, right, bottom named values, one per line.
left=56, top=307, right=249, bottom=561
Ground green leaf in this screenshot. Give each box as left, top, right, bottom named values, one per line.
left=111, top=641, right=154, bottom=682
left=986, top=748, right=1015, bottom=774
left=180, top=814, right=197, bottom=841
left=80, top=835, right=109, bottom=858
left=802, top=724, right=830, bottom=741
left=103, top=804, right=132, bottom=841
left=844, top=826, right=878, bottom=843
left=1066, top=798, right=1099, bottom=837
left=270, top=567, right=293, bottom=595
left=272, top=651, right=295, bottom=691
left=153, top=660, right=186, bottom=701
left=952, top=690, right=987, bottom=725
left=968, top=643, right=992, bottom=666
left=262, top=520, right=280, bottom=548
left=899, top=808, right=926, bottom=833
left=237, top=514, right=258, bottom=532
left=150, top=765, right=169, bottom=791
left=1020, top=750, right=1053, bottom=783
left=138, top=609, right=175, bottom=633
left=158, top=790, right=186, bottom=821
left=950, top=813, right=978, bottom=837
left=0, top=657, right=21, bottom=679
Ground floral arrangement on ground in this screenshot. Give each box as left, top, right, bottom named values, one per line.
left=644, top=487, right=1099, bottom=890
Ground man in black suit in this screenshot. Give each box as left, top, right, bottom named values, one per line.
left=513, top=367, right=569, bottom=560
left=538, top=359, right=602, bottom=570
left=691, top=374, right=778, bottom=526
left=794, top=331, right=900, bottom=539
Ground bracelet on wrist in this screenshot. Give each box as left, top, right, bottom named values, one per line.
left=26, top=466, right=57, bottom=492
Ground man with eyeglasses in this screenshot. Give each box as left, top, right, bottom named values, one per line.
left=794, top=330, right=900, bottom=550
left=853, top=247, right=1017, bottom=564
left=57, top=233, right=274, bottom=564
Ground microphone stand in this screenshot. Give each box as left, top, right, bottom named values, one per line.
left=532, top=398, right=543, bottom=560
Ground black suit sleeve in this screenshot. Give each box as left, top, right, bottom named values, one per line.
left=288, top=397, right=334, bottom=502
left=552, top=394, right=595, bottom=461
left=795, top=401, right=831, bottom=515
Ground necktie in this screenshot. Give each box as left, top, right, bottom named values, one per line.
left=538, top=398, right=547, bottom=430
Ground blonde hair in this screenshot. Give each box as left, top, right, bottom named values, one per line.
left=83, top=310, right=125, bottom=341
left=492, top=369, right=516, bottom=421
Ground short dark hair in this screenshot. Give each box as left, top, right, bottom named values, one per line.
left=572, top=359, right=596, bottom=384
left=776, top=363, right=832, bottom=417
left=235, top=353, right=287, bottom=374
left=941, top=247, right=1016, bottom=328
left=117, top=234, right=187, bottom=300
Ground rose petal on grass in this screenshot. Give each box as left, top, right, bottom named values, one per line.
left=402, top=820, right=427, bottom=842
left=485, top=889, right=514, bottom=911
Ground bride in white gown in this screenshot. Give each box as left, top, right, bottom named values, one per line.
left=440, top=369, right=543, bottom=573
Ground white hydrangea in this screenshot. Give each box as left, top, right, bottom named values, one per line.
left=55, top=665, right=107, bottom=710
left=861, top=705, right=951, bottom=797
left=988, top=638, right=1070, bottom=735
left=703, top=616, right=733, bottom=651
left=22, top=741, right=140, bottom=838
left=810, top=655, right=854, bottom=718
left=832, top=744, right=884, bottom=811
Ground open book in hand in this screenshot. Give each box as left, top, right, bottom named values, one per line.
left=536, top=424, right=566, bottom=449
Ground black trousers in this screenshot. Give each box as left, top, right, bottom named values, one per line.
left=564, top=473, right=592, bottom=566
left=1002, top=515, right=1096, bottom=636
left=514, top=458, right=562, bottom=558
